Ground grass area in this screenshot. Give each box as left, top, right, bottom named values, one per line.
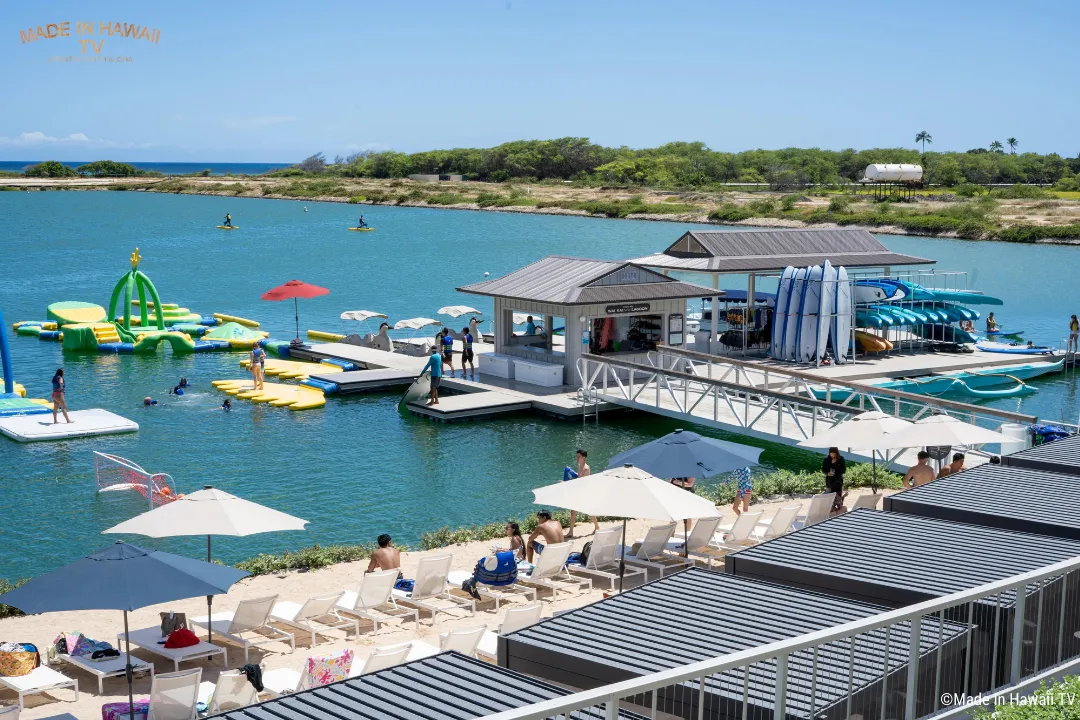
left=1053, top=191, right=1080, bottom=200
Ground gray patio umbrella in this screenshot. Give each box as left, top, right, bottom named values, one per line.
left=0, top=541, right=249, bottom=719
left=608, top=429, right=763, bottom=557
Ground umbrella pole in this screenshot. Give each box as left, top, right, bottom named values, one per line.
left=618, top=519, right=627, bottom=595
left=294, top=297, right=299, bottom=340
left=872, top=451, right=878, bottom=494
left=124, top=610, right=135, bottom=720
left=206, top=534, right=213, bottom=645
left=683, top=519, right=689, bottom=559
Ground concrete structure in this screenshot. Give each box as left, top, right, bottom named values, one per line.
left=408, top=173, right=465, bottom=182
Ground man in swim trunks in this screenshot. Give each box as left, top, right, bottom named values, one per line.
left=565, top=449, right=599, bottom=537
left=460, top=326, right=475, bottom=379
left=937, top=452, right=965, bottom=479
left=526, top=510, right=565, bottom=562
left=440, top=328, right=455, bottom=376
left=223, top=213, right=232, bottom=227
left=366, top=534, right=401, bottom=574
left=423, top=346, right=443, bottom=405
left=901, top=451, right=936, bottom=489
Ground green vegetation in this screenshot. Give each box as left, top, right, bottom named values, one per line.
left=699, top=465, right=902, bottom=505
left=989, top=184, right=1054, bottom=199
left=23, top=160, right=77, bottom=177
left=972, top=676, right=1080, bottom=719
left=0, top=578, right=27, bottom=619
left=235, top=543, right=378, bottom=576
left=75, top=160, right=155, bottom=177
left=265, top=138, right=1080, bottom=189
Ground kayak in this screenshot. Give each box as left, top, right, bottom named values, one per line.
left=986, top=328, right=1024, bottom=338
left=913, top=324, right=978, bottom=344
left=216, top=226, right=240, bottom=230
left=976, top=341, right=1054, bottom=355
left=348, top=227, right=375, bottom=232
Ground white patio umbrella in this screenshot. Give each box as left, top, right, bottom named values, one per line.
left=533, top=464, right=719, bottom=592
left=104, top=486, right=309, bottom=643
left=878, top=414, right=1011, bottom=449
left=797, top=411, right=912, bottom=491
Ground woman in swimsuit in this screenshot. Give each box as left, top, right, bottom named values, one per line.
left=726, top=466, right=753, bottom=515
left=1070, top=315, right=1078, bottom=353
left=250, top=345, right=266, bottom=390
left=51, top=368, right=72, bottom=424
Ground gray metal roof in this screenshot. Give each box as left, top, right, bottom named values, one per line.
left=724, top=509, right=1080, bottom=607
left=632, top=228, right=934, bottom=274
left=212, top=651, right=646, bottom=720
left=503, top=568, right=966, bottom=718
left=1001, top=436, right=1080, bottom=476
left=884, top=464, right=1080, bottom=540
left=457, top=255, right=719, bottom=305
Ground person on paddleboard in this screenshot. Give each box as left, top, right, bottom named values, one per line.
left=986, top=312, right=998, bottom=333
left=223, top=213, right=232, bottom=227
left=357, top=215, right=367, bottom=229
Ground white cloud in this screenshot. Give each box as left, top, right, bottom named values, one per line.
left=221, top=115, right=297, bottom=129
left=0, top=131, right=92, bottom=145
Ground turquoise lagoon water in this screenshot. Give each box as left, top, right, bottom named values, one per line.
left=1, top=191, right=1077, bottom=578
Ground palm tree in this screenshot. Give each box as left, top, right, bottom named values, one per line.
left=990, top=140, right=1004, bottom=153
left=915, top=131, right=933, bottom=153
left=1007, top=137, right=1018, bottom=154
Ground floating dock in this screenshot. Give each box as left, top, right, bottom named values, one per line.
left=306, top=369, right=418, bottom=394
left=0, top=409, right=138, bottom=442
left=211, top=379, right=325, bottom=410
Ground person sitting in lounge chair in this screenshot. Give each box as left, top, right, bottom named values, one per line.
left=526, top=510, right=565, bottom=562
left=367, top=534, right=413, bottom=592
left=937, top=452, right=965, bottom=479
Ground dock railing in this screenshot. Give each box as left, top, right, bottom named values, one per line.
left=482, top=555, right=1080, bottom=720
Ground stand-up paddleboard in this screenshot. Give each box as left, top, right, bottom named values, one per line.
left=832, top=265, right=851, bottom=363
left=771, top=267, right=795, bottom=359
left=815, top=261, right=836, bottom=363
left=216, top=226, right=240, bottom=230
left=781, top=267, right=809, bottom=361
left=397, top=370, right=431, bottom=410
left=986, top=328, right=1024, bottom=337
left=348, top=227, right=376, bottom=232
left=797, top=265, right=824, bottom=363
left=856, top=280, right=906, bottom=302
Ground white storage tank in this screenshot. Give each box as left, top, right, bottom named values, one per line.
left=864, top=164, right=923, bottom=182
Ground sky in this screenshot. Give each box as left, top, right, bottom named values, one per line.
left=2, top=0, right=1077, bottom=162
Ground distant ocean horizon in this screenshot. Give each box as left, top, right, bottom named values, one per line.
left=0, top=160, right=290, bottom=176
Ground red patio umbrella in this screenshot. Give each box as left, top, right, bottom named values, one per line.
left=261, top=280, right=330, bottom=340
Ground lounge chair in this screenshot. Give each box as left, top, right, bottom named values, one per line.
left=475, top=603, right=543, bottom=663
left=447, top=551, right=538, bottom=610
left=621, top=523, right=694, bottom=579
left=197, top=670, right=259, bottom=714
left=669, top=517, right=729, bottom=569
left=102, top=668, right=201, bottom=720
left=435, top=627, right=487, bottom=657
left=716, top=510, right=763, bottom=549
left=56, top=650, right=154, bottom=694
left=567, top=527, right=648, bottom=589
left=0, top=704, right=17, bottom=720
left=392, top=554, right=475, bottom=623
left=794, top=492, right=837, bottom=529
left=190, top=595, right=296, bottom=664
left=261, top=649, right=354, bottom=697
left=521, top=542, right=592, bottom=600
left=335, top=569, right=420, bottom=633
left=850, top=493, right=882, bottom=510
left=0, top=666, right=78, bottom=710
left=269, top=592, right=358, bottom=646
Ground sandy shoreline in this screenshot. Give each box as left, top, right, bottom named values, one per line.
left=0, top=489, right=891, bottom=718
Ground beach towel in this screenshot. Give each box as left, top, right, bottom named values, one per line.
left=563, top=466, right=578, bottom=481
left=103, top=700, right=149, bottom=720
left=393, top=578, right=414, bottom=593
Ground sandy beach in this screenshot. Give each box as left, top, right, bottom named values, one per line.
left=0, top=488, right=893, bottom=719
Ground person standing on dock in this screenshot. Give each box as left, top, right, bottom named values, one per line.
left=50, top=368, right=72, bottom=424
left=1069, top=315, right=1078, bottom=352
left=901, top=451, right=935, bottom=489
left=821, top=447, right=846, bottom=511
left=460, top=326, right=475, bottom=379
left=423, top=346, right=443, bottom=405
left=440, top=328, right=455, bottom=377
left=250, top=344, right=266, bottom=390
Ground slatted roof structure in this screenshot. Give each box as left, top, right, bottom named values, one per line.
left=633, top=228, right=934, bottom=274
left=211, top=652, right=647, bottom=720
left=884, top=464, right=1080, bottom=540
left=1001, top=435, right=1080, bottom=476
left=456, top=256, right=720, bottom=305
left=501, top=568, right=968, bottom=720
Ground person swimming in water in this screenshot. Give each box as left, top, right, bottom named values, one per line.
left=223, top=213, right=232, bottom=227
left=179, top=377, right=188, bottom=388
left=143, top=397, right=158, bottom=406
left=221, top=398, right=232, bottom=411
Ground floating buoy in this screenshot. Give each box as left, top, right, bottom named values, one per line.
left=484, top=272, right=490, bottom=277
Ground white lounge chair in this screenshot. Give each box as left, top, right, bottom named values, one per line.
left=262, top=649, right=354, bottom=697
left=197, top=670, right=259, bottom=714
left=475, top=603, right=543, bottom=663
left=146, top=668, right=202, bottom=720
left=335, top=569, right=420, bottom=633
left=269, top=592, right=358, bottom=647
left=850, top=493, right=882, bottom=510
left=358, top=644, right=412, bottom=675
left=794, top=492, right=837, bottom=529
left=435, top=626, right=487, bottom=658
left=568, top=527, right=649, bottom=589
left=0, top=666, right=78, bottom=710
left=622, top=523, right=695, bottom=579
left=190, top=595, right=296, bottom=664
left=392, top=554, right=475, bottom=623
left=715, top=510, right=763, bottom=549
left=521, top=542, right=592, bottom=599
left=670, top=517, right=729, bottom=569
left=0, top=704, right=18, bottom=720
left=447, top=556, right=538, bottom=610
left=753, top=505, right=801, bottom=541
left=57, top=651, right=153, bottom=693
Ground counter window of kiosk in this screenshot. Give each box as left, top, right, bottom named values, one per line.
left=590, top=314, right=662, bottom=355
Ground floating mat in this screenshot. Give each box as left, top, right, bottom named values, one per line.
left=48, top=301, right=107, bottom=325
left=211, top=379, right=325, bottom=410
left=0, top=409, right=139, bottom=442
left=202, top=322, right=270, bottom=349
left=0, top=380, right=27, bottom=397
left=239, top=357, right=323, bottom=380
left=213, top=313, right=260, bottom=328
left=307, top=330, right=345, bottom=342
left=0, top=395, right=51, bottom=417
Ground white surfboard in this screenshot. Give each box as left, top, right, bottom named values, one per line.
left=797, top=265, right=824, bottom=363
left=832, top=266, right=852, bottom=363
left=782, top=267, right=809, bottom=361
left=816, top=261, right=837, bottom=363
left=771, top=267, right=795, bottom=359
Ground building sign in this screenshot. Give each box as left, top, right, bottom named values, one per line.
left=668, top=313, right=684, bottom=347
left=604, top=303, right=650, bottom=315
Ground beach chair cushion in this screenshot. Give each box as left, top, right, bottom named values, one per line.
left=102, top=700, right=149, bottom=720
left=305, top=649, right=353, bottom=688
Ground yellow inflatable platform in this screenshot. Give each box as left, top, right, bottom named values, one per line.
left=239, top=357, right=323, bottom=380
left=211, top=379, right=325, bottom=410
left=306, top=330, right=346, bottom=342
left=213, top=313, right=260, bottom=328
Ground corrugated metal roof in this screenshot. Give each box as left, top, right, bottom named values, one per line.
left=680, top=229, right=891, bottom=258
left=503, top=568, right=966, bottom=718
left=1001, top=435, right=1080, bottom=476
left=884, top=465, right=1080, bottom=539
left=633, top=251, right=934, bottom=273
left=725, top=510, right=1080, bottom=607
left=457, top=255, right=718, bottom=305
left=212, top=652, right=646, bottom=720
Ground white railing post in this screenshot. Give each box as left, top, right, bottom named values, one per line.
left=905, top=614, right=921, bottom=720
left=605, top=694, right=619, bottom=720
left=774, top=654, right=788, bottom=719
left=1011, top=582, right=1028, bottom=683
